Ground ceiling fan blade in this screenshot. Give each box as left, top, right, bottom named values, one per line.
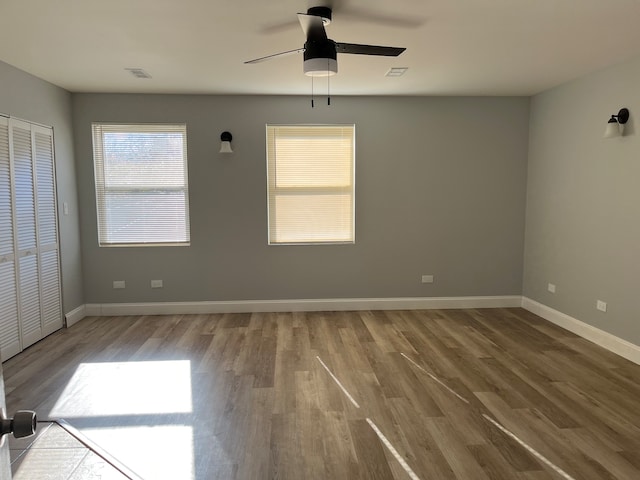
left=244, top=48, right=305, bottom=64
left=313, top=0, right=424, bottom=28
left=260, top=19, right=300, bottom=35
left=335, top=43, right=406, bottom=56
left=297, top=13, right=327, bottom=40
left=338, top=7, right=426, bottom=29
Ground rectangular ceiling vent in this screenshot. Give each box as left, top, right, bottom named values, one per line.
left=385, top=67, right=408, bottom=77
left=125, top=68, right=152, bottom=79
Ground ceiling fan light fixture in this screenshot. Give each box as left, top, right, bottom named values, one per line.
left=304, top=57, right=337, bottom=76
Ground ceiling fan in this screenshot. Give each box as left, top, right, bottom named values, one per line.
left=244, top=5, right=406, bottom=77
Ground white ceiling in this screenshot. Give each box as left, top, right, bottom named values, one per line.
left=2, top=0, right=640, bottom=96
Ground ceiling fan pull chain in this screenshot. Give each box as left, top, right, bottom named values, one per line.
left=327, top=59, right=331, bottom=106
left=311, top=76, right=315, bottom=108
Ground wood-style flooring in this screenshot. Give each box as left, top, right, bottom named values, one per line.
left=3, top=308, right=640, bottom=479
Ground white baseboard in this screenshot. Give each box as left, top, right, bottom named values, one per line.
left=64, top=304, right=86, bottom=328
left=521, top=297, right=640, bottom=366
left=84, top=295, right=522, bottom=317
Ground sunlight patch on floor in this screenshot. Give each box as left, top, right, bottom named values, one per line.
left=46, top=360, right=199, bottom=479
left=50, top=360, right=193, bottom=417
left=82, top=425, right=195, bottom=480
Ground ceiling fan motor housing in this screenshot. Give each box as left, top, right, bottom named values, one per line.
left=304, top=39, right=338, bottom=76
left=307, top=6, right=332, bottom=25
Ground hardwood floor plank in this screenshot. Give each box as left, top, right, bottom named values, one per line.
left=561, top=428, right=639, bottom=479
left=296, top=406, right=328, bottom=478
left=235, top=387, right=274, bottom=480
left=348, top=418, right=396, bottom=480
left=268, top=413, right=301, bottom=480
left=386, top=353, right=444, bottom=417
left=468, top=443, right=538, bottom=480
left=424, top=416, right=492, bottom=479
left=515, top=471, right=557, bottom=480
left=385, top=397, right=458, bottom=479
left=435, top=310, right=496, bottom=359
left=321, top=411, right=361, bottom=480
left=618, top=450, right=640, bottom=470
left=544, top=350, right=640, bottom=425
left=551, top=381, right=640, bottom=452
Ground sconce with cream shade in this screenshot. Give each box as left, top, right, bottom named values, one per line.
left=604, top=108, right=630, bottom=138
left=219, top=131, right=233, bottom=153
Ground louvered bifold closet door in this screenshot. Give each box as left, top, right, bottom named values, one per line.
left=11, top=119, right=42, bottom=349
left=0, top=117, right=20, bottom=361
left=33, top=125, right=62, bottom=337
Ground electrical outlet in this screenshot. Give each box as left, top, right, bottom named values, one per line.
left=547, top=283, right=556, bottom=293
left=421, top=275, right=434, bottom=284
left=596, top=300, right=607, bottom=312
left=113, top=280, right=125, bottom=289
left=151, top=279, right=163, bottom=289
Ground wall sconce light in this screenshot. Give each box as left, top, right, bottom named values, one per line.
left=604, top=108, right=630, bottom=138
left=219, top=131, right=233, bottom=153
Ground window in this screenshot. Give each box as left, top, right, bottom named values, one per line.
left=266, top=124, right=355, bottom=244
left=92, top=123, right=190, bottom=246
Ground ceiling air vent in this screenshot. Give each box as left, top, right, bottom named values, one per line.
left=125, top=68, right=152, bottom=79
left=385, top=67, right=408, bottom=77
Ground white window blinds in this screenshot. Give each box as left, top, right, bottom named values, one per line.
left=92, top=124, right=190, bottom=246
left=266, top=125, right=355, bottom=244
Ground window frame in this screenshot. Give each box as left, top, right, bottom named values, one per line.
left=92, top=123, right=191, bottom=247
left=266, top=124, right=356, bottom=245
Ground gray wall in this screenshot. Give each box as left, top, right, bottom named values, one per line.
left=72, top=94, right=529, bottom=303
left=0, top=61, right=84, bottom=315
left=524, top=55, right=640, bottom=345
